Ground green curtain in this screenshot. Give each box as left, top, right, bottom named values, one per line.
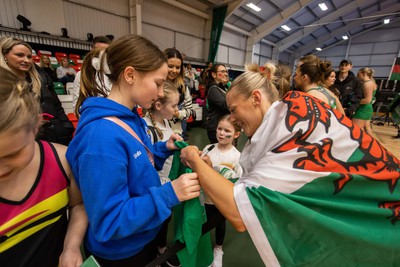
left=208, top=5, right=228, bottom=63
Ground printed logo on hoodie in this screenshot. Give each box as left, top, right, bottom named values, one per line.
left=133, top=150, right=142, bottom=159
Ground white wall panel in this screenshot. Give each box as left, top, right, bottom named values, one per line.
left=228, top=47, right=245, bottom=66
left=70, top=0, right=129, bottom=16
left=349, top=43, right=374, bottom=55
left=25, top=0, right=64, bottom=35
left=316, top=22, right=400, bottom=77
left=142, top=0, right=205, bottom=38
left=62, top=0, right=129, bottom=40
left=318, top=45, right=348, bottom=57
left=0, top=0, right=25, bottom=29
left=216, top=45, right=228, bottom=63
left=141, top=0, right=206, bottom=62
left=352, top=28, right=400, bottom=43
left=260, top=44, right=272, bottom=58
left=253, top=43, right=260, bottom=55
left=253, top=54, right=261, bottom=65
left=370, top=54, right=397, bottom=66
left=142, top=23, right=174, bottom=50
left=175, top=32, right=203, bottom=59
left=279, top=51, right=291, bottom=63
left=220, top=30, right=246, bottom=50
left=373, top=41, right=400, bottom=54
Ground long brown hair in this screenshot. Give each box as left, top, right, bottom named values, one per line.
left=76, top=34, right=167, bottom=116
left=163, top=48, right=185, bottom=94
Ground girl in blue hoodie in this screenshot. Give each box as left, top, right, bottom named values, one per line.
left=66, top=34, right=201, bottom=266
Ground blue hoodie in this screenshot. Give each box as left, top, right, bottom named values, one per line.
left=66, top=97, right=180, bottom=260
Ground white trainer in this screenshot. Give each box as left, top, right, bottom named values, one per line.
left=211, top=246, right=223, bottom=267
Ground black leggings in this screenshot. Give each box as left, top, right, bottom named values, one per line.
left=84, top=237, right=157, bottom=267
left=205, top=204, right=226, bottom=246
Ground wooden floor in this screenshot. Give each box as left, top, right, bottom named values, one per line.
left=370, top=123, right=400, bottom=159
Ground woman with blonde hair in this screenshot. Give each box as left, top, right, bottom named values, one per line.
left=180, top=63, right=400, bottom=266
left=39, top=54, right=57, bottom=82
left=0, top=36, right=74, bottom=145
left=352, top=67, right=377, bottom=135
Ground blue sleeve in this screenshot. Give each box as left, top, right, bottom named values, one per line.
left=153, top=141, right=174, bottom=171
left=76, top=153, right=180, bottom=242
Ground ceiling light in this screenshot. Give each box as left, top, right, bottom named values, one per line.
left=342, top=35, right=348, bottom=40
left=319, top=3, right=328, bottom=11
left=247, top=3, right=261, bottom=12
left=384, top=18, right=390, bottom=24
left=281, top=25, right=291, bottom=31
left=316, top=47, right=322, bottom=51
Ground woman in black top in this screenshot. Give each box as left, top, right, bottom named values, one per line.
left=39, top=54, right=58, bottom=82
left=205, top=64, right=230, bottom=143
left=0, top=37, right=74, bottom=145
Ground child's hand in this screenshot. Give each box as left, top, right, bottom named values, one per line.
left=59, top=247, right=83, bottom=267
left=166, top=133, right=183, bottom=150
left=171, top=172, right=200, bottom=201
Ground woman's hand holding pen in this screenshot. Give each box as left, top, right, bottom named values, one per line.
left=181, top=145, right=214, bottom=169
left=180, top=146, right=200, bottom=169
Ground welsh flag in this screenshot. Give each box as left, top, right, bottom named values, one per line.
left=389, top=57, right=400, bottom=80
left=234, top=91, right=400, bottom=266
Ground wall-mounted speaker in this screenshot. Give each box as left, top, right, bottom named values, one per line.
left=61, top=28, right=69, bottom=38
left=17, top=15, right=31, bottom=31
left=87, top=33, right=94, bottom=42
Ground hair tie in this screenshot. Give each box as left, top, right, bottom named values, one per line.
left=91, top=50, right=111, bottom=74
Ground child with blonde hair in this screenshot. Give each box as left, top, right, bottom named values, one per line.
left=143, top=81, right=181, bottom=266
left=0, top=67, right=87, bottom=266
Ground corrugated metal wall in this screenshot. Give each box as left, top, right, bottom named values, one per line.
left=1, top=0, right=398, bottom=72
left=142, top=0, right=205, bottom=61
left=317, top=23, right=400, bottom=77
left=0, top=0, right=25, bottom=29
left=62, top=0, right=129, bottom=40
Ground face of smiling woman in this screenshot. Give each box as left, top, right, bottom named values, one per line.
left=226, top=90, right=261, bottom=137
left=167, top=57, right=182, bottom=81
left=4, top=44, right=33, bottom=78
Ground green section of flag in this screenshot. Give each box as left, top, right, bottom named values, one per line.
left=81, top=255, right=101, bottom=267
left=169, top=141, right=213, bottom=267
left=389, top=58, right=400, bottom=80
left=247, top=173, right=400, bottom=266
left=390, top=72, right=400, bottom=81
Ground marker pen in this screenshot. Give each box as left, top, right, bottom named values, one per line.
left=201, top=144, right=215, bottom=157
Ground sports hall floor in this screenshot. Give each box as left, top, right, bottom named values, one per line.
left=177, top=119, right=400, bottom=266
